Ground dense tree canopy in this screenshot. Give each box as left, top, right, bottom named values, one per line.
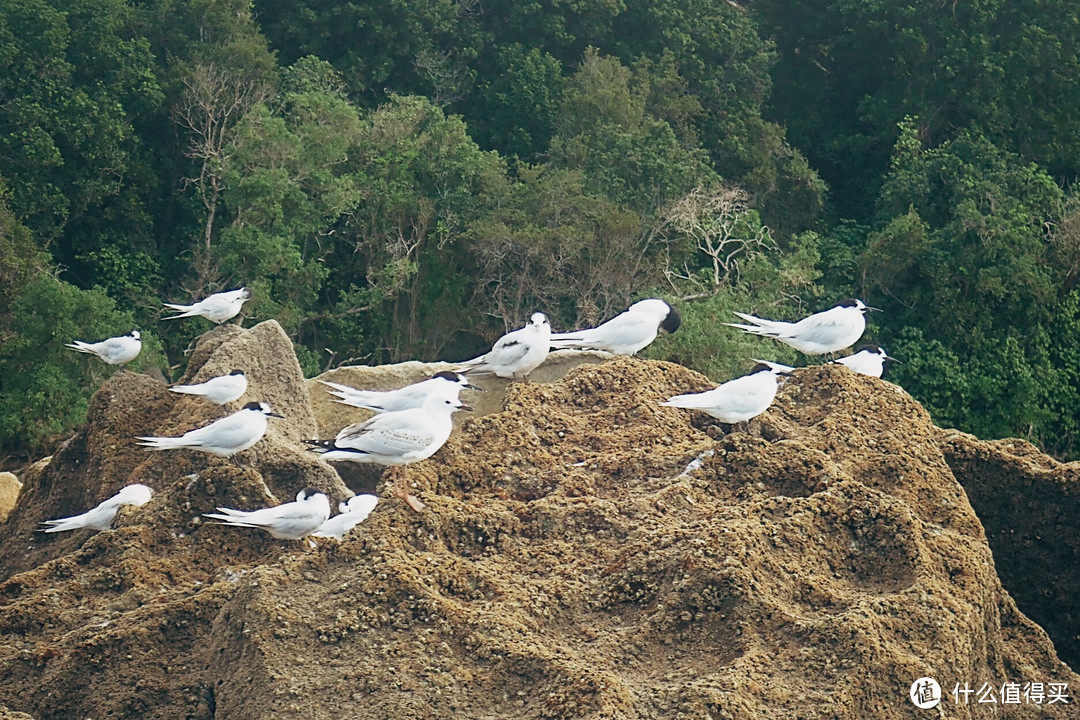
left=2, top=0, right=1079, bottom=462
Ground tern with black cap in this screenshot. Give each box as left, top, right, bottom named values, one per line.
left=661, top=362, right=792, bottom=423
left=549, top=298, right=681, bottom=355
left=726, top=299, right=879, bottom=355
left=137, top=401, right=282, bottom=457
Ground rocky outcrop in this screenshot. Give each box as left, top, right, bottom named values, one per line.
left=0, top=350, right=1075, bottom=719
left=0, top=319, right=348, bottom=580
left=938, top=430, right=1080, bottom=669
left=0, top=473, right=21, bottom=522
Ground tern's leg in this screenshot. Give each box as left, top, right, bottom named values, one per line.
left=390, top=466, right=425, bottom=513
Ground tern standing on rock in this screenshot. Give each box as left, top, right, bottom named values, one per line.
left=40, top=483, right=154, bottom=533
left=163, top=287, right=250, bottom=324
left=169, top=369, right=248, bottom=404
left=726, top=299, right=878, bottom=355
left=137, top=401, right=281, bottom=457
left=832, top=345, right=899, bottom=378
left=456, top=312, right=551, bottom=380
left=661, top=362, right=792, bottom=423
left=549, top=298, right=681, bottom=355
left=320, top=370, right=478, bottom=412
left=66, top=330, right=142, bottom=366
left=203, top=487, right=331, bottom=540
left=306, top=395, right=471, bottom=512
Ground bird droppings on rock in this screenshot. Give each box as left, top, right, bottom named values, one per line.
left=0, top=352, right=1076, bottom=719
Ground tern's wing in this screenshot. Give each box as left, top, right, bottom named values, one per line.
left=100, top=337, right=139, bottom=361
left=175, top=413, right=256, bottom=448
left=41, top=504, right=116, bottom=532
left=65, top=339, right=106, bottom=355
left=198, top=294, right=236, bottom=316
left=789, top=307, right=851, bottom=334
left=170, top=379, right=210, bottom=395
left=550, top=311, right=653, bottom=349
left=481, top=334, right=534, bottom=370
left=336, top=413, right=439, bottom=455
left=662, top=374, right=772, bottom=419
left=311, top=513, right=368, bottom=539
left=319, top=379, right=361, bottom=395
left=206, top=502, right=326, bottom=538
left=319, top=381, right=402, bottom=410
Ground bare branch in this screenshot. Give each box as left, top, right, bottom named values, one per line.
left=174, top=63, right=272, bottom=264
left=659, top=184, right=777, bottom=300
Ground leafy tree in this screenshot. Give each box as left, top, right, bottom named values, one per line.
left=755, top=0, right=1080, bottom=219
left=864, top=120, right=1060, bottom=345
left=324, top=94, right=508, bottom=361
left=0, top=188, right=163, bottom=459
left=0, top=0, right=162, bottom=273
left=649, top=231, right=823, bottom=380
left=863, top=120, right=1065, bottom=446
left=549, top=49, right=714, bottom=216
left=467, top=164, right=646, bottom=329
left=472, top=44, right=565, bottom=161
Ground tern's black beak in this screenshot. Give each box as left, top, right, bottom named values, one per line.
left=460, top=404, right=474, bottom=412
left=268, top=412, right=285, bottom=418
left=464, top=382, right=484, bottom=392
left=866, top=305, right=882, bottom=312
left=884, top=355, right=901, bottom=363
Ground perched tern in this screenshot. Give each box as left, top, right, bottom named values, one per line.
left=65, top=330, right=141, bottom=365
left=725, top=299, right=878, bottom=355
left=661, top=362, right=792, bottom=423
left=832, top=345, right=899, bottom=378
left=203, top=487, right=331, bottom=540
left=549, top=298, right=681, bottom=355
left=456, top=312, right=550, bottom=380
left=163, top=287, right=250, bottom=323
left=40, top=483, right=153, bottom=533
left=169, top=369, right=248, bottom=404
left=320, top=370, right=478, bottom=413
left=311, top=494, right=379, bottom=539
left=137, top=401, right=281, bottom=457
left=307, top=395, right=471, bottom=511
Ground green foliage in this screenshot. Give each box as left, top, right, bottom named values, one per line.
left=0, top=0, right=162, bottom=252
left=865, top=124, right=1061, bottom=345
left=467, top=164, right=645, bottom=329
left=650, top=231, right=823, bottom=381
left=550, top=49, right=715, bottom=216
left=859, top=123, right=1070, bottom=449
left=0, top=195, right=164, bottom=457
left=324, top=94, right=508, bottom=360
left=756, top=0, right=1080, bottom=219
left=4, top=0, right=1080, bottom=463
left=474, top=45, right=565, bottom=161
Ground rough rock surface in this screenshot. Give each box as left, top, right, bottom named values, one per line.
left=938, top=430, right=1080, bottom=670
left=0, top=472, right=21, bottom=522
left=307, top=351, right=613, bottom=495
left=0, top=319, right=348, bottom=581
left=0, top=353, right=1075, bottom=719
left=307, top=350, right=611, bottom=439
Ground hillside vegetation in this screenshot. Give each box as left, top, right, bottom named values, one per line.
left=3, top=0, right=1080, bottom=459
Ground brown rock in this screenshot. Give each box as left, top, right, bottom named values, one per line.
left=0, top=358, right=1074, bottom=720
left=938, top=429, right=1080, bottom=669
left=0, top=319, right=349, bottom=582
left=0, top=473, right=21, bottom=522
